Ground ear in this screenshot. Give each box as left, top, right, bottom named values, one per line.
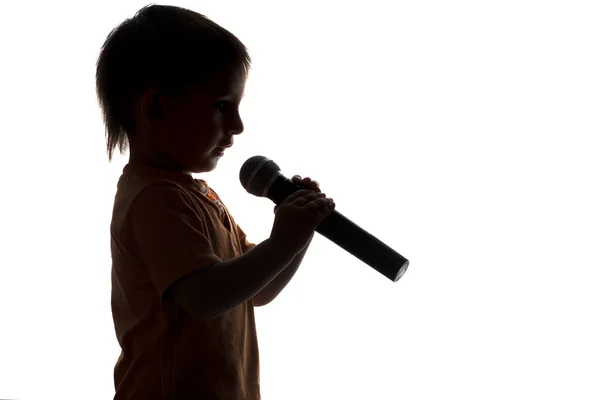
left=138, top=88, right=163, bottom=124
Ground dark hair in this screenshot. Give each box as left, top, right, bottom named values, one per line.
left=95, top=4, right=251, bottom=161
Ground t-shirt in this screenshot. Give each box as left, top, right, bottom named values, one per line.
left=110, top=163, right=260, bottom=400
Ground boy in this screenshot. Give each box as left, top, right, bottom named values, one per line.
left=95, top=5, right=335, bottom=400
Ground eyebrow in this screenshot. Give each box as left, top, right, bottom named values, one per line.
left=210, top=89, right=245, bottom=100
left=207, top=78, right=246, bottom=98
left=208, top=87, right=230, bottom=97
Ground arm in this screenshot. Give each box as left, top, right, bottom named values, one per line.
left=169, top=237, right=296, bottom=321
left=252, top=236, right=312, bottom=307
left=252, top=175, right=322, bottom=306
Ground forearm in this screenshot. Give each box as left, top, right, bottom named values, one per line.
left=173, top=238, right=296, bottom=320
left=253, top=243, right=309, bottom=306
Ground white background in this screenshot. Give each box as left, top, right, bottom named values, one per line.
left=1, top=1, right=599, bottom=399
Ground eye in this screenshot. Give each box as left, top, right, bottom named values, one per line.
left=214, top=100, right=229, bottom=112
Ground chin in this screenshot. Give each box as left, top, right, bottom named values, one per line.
left=191, top=159, right=218, bottom=174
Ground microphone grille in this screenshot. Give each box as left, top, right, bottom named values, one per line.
left=239, top=155, right=282, bottom=197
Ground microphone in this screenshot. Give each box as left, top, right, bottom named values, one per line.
left=239, top=155, right=409, bottom=282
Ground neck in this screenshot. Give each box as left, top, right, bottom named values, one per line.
left=129, top=150, right=190, bottom=176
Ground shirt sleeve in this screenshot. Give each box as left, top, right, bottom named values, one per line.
left=234, top=221, right=257, bottom=253
left=128, top=183, right=222, bottom=295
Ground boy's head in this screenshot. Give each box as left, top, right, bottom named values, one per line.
left=95, top=5, right=251, bottom=174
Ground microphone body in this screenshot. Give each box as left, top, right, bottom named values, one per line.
left=266, top=174, right=409, bottom=282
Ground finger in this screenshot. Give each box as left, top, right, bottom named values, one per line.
left=295, top=192, right=326, bottom=205
left=302, top=177, right=320, bottom=191
left=292, top=175, right=322, bottom=192
left=297, top=176, right=321, bottom=192
left=307, top=197, right=335, bottom=212
left=293, top=176, right=312, bottom=188
left=320, top=198, right=336, bottom=213
left=304, top=196, right=333, bottom=209
left=301, top=192, right=327, bottom=202
left=283, top=189, right=315, bottom=204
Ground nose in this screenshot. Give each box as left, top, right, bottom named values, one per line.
left=229, top=109, right=244, bottom=135
left=230, top=109, right=244, bottom=135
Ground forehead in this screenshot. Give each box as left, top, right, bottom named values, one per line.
left=195, top=67, right=247, bottom=99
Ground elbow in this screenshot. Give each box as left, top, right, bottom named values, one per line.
left=252, top=292, right=272, bottom=307
left=169, top=274, right=218, bottom=321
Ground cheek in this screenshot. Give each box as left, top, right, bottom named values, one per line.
left=167, top=108, right=221, bottom=148
left=210, top=111, right=224, bottom=130
left=178, top=114, right=215, bottom=138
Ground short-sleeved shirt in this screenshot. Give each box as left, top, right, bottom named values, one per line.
left=110, top=163, right=259, bottom=400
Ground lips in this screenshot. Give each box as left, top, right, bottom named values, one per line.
left=215, top=143, right=233, bottom=151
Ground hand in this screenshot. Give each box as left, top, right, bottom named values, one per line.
left=273, top=175, right=321, bottom=213
left=269, top=176, right=335, bottom=256
left=292, top=175, right=321, bottom=192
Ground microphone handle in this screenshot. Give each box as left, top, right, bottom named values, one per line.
left=267, top=175, right=409, bottom=282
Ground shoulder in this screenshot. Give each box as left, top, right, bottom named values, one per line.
left=133, top=181, right=192, bottom=207
left=128, top=182, right=211, bottom=230
left=114, top=178, right=201, bottom=225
